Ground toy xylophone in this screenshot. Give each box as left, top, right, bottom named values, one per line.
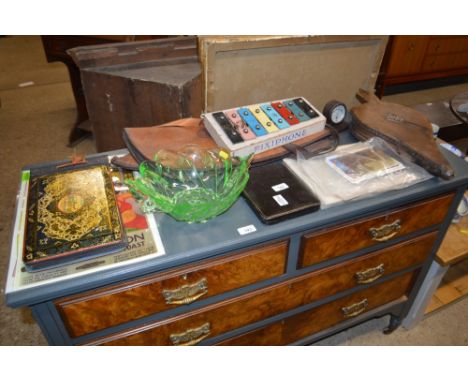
left=202, top=97, right=326, bottom=157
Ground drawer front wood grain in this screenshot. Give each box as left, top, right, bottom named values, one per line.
left=426, top=37, right=468, bottom=55
left=421, top=53, right=468, bottom=73
left=299, top=193, right=453, bottom=268
left=84, top=233, right=433, bottom=345
left=216, top=321, right=284, bottom=346
left=294, top=231, right=436, bottom=305
left=56, top=240, right=288, bottom=338
left=386, top=36, right=429, bottom=76
left=85, top=276, right=294, bottom=345
left=282, top=271, right=417, bottom=344
left=215, top=271, right=415, bottom=346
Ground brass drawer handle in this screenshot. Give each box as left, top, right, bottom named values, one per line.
left=341, top=299, right=369, bottom=318
left=355, top=263, right=385, bottom=284
left=369, top=219, right=401, bottom=242
left=162, top=278, right=208, bottom=305
left=170, top=323, right=211, bottom=346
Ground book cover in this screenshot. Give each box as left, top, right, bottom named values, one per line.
left=23, top=165, right=125, bottom=271
left=6, top=167, right=165, bottom=294
left=243, top=161, right=320, bottom=224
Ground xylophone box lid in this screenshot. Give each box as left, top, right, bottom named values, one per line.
left=198, top=35, right=388, bottom=113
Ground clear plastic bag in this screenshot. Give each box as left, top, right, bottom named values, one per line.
left=283, top=137, right=433, bottom=208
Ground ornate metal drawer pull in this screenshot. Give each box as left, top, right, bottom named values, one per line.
left=162, top=278, right=208, bottom=305
left=170, top=323, right=211, bottom=346
left=355, top=264, right=385, bottom=284
left=369, top=219, right=401, bottom=242
left=341, top=299, right=369, bottom=318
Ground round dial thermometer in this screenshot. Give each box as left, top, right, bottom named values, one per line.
left=322, top=100, right=350, bottom=132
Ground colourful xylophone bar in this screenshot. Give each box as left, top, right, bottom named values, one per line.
left=203, top=97, right=326, bottom=157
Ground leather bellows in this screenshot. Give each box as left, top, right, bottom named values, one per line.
left=350, top=89, right=454, bottom=180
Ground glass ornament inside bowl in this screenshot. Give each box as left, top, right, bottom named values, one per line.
left=126, top=145, right=252, bottom=223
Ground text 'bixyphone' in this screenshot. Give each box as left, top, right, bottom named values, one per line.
left=202, top=97, right=326, bottom=157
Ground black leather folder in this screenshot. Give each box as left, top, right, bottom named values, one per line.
left=243, top=161, right=320, bottom=224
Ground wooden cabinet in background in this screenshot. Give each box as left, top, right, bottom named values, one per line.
left=384, top=36, right=430, bottom=77
left=67, top=36, right=202, bottom=152
left=377, top=35, right=468, bottom=96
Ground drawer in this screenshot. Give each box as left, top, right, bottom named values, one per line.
left=426, top=37, right=468, bottom=55
left=386, top=36, right=429, bottom=76
left=282, top=270, right=416, bottom=344
left=55, top=240, right=289, bottom=338
left=299, top=193, right=453, bottom=268
left=421, top=53, right=468, bottom=73
left=216, top=321, right=284, bottom=346
left=84, top=233, right=434, bottom=345
left=218, top=270, right=416, bottom=346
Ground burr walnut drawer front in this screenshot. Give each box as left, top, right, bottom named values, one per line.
left=216, top=321, right=284, bottom=346
left=84, top=233, right=435, bottom=345
left=282, top=270, right=417, bottom=344
left=55, top=240, right=289, bottom=338
left=299, top=193, right=454, bottom=268
left=216, top=270, right=416, bottom=346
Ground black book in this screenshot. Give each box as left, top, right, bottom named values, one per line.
left=243, top=161, right=320, bottom=224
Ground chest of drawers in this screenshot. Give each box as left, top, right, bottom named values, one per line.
left=5, top=136, right=468, bottom=346
left=376, top=36, right=468, bottom=96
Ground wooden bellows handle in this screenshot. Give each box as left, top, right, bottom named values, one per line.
left=355, top=88, right=381, bottom=105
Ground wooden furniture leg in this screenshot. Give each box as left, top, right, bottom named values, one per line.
left=383, top=314, right=401, bottom=334
left=62, top=59, right=92, bottom=146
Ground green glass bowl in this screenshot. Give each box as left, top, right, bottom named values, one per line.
left=126, top=145, right=251, bottom=223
